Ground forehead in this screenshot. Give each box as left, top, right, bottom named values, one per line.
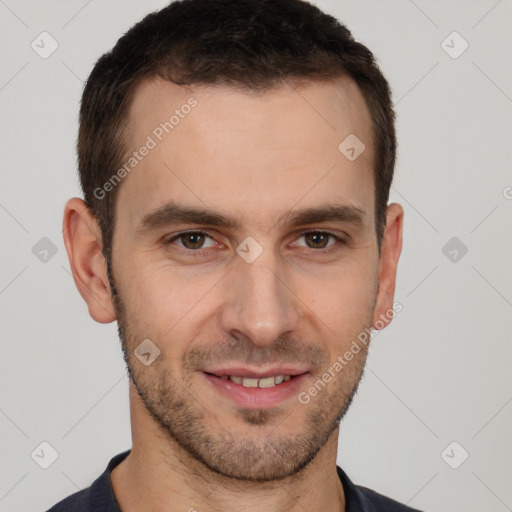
left=117, top=76, right=375, bottom=230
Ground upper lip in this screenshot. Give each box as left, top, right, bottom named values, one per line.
left=203, top=366, right=310, bottom=379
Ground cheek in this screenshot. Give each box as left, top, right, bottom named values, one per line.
left=304, top=261, right=376, bottom=316
left=119, top=248, right=377, bottom=350
left=122, top=261, right=219, bottom=336
left=299, top=264, right=377, bottom=355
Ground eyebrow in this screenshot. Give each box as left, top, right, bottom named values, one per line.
left=135, top=201, right=367, bottom=234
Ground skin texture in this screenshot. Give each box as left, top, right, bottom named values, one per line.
left=63, top=76, right=403, bottom=512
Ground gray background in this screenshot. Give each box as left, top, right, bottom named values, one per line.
left=1, top=1, right=511, bottom=511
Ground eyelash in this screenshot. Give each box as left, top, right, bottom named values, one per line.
left=163, top=230, right=346, bottom=257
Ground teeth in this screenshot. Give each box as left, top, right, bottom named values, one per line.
left=223, top=375, right=293, bottom=388
left=242, top=378, right=259, bottom=388
left=258, top=377, right=276, bottom=388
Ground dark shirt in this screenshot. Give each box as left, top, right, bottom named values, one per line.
left=46, top=450, right=424, bottom=511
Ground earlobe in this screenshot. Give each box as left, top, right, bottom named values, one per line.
left=371, top=203, right=404, bottom=330
left=62, top=197, right=117, bottom=323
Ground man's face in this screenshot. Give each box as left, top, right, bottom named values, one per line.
left=109, top=76, right=381, bottom=481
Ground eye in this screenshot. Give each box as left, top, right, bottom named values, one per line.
left=293, top=231, right=345, bottom=253
left=163, top=229, right=345, bottom=257
left=165, top=230, right=217, bottom=252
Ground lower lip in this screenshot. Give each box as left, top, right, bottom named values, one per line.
left=203, top=372, right=309, bottom=409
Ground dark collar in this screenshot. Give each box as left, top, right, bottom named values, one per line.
left=87, top=450, right=418, bottom=512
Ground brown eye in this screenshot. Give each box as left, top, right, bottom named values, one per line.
left=304, top=232, right=331, bottom=249
left=180, top=232, right=207, bottom=249
left=295, top=231, right=341, bottom=251
left=165, top=231, right=217, bottom=252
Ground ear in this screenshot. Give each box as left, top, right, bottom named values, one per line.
left=372, top=203, right=404, bottom=330
left=62, top=197, right=117, bottom=323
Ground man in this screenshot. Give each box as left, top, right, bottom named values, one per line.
left=50, top=0, right=421, bottom=510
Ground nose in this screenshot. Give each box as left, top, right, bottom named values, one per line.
left=219, top=248, right=301, bottom=348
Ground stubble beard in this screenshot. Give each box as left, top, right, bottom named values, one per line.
left=107, top=264, right=371, bottom=483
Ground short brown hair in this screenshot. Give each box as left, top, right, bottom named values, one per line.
left=78, top=0, right=397, bottom=269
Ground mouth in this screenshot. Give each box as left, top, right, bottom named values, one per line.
left=204, top=372, right=299, bottom=388
left=202, top=368, right=310, bottom=408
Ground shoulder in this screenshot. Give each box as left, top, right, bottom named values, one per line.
left=45, top=488, right=90, bottom=512
left=44, top=450, right=130, bottom=512
left=355, top=484, right=424, bottom=512
left=337, top=466, right=424, bottom=512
